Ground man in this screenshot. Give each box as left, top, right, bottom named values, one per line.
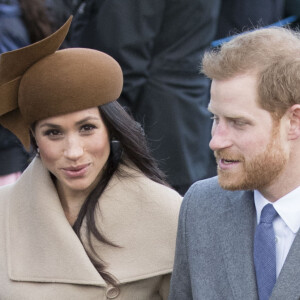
left=69, top=0, right=220, bottom=195
left=169, top=27, right=300, bottom=299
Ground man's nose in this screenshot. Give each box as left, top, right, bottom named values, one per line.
left=209, top=122, right=232, bottom=151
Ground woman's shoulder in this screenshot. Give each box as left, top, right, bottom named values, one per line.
left=0, top=181, right=18, bottom=221
left=97, top=163, right=182, bottom=281
left=108, top=162, right=182, bottom=206
left=0, top=183, right=11, bottom=203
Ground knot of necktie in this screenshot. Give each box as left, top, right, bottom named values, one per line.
left=260, top=203, right=278, bottom=224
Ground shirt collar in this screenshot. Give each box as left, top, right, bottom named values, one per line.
left=254, top=186, right=300, bottom=234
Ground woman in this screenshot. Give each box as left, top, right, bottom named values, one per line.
left=0, top=18, right=182, bottom=299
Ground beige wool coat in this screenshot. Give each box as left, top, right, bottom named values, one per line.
left=0, top=158, right=182, bottom=300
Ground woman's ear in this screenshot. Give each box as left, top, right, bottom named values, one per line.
left=29, top=128, right=39, bottom=152
left=287, top=104, right=300, bottom=140
left=30, top=128, right=35, bottom=139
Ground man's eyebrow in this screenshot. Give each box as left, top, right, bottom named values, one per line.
left=226, top=116, right=248, bottom=121
left=206, top=106, right=251, bottom=121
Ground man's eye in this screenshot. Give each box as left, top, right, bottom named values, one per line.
left=232, top=120, right=246, bottom=127
left=210, top=116, right=219, bottom=123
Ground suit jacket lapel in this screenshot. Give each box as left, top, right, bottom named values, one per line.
left=217, top=189, right=258, bottom=300
left=271, top=228, right=300, bottom=299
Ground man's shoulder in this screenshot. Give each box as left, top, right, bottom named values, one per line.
left=181, top=176, right=246, bottom=219
left=185, top=176, right=226, bottom=201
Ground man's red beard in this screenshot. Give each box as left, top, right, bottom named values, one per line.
left=214, top=129, right=288, bottom=191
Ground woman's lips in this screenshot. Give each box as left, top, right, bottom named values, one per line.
left=62, top=164, right=90, bottom=178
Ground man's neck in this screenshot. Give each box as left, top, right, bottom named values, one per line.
left=258, top=163, right=300, bottom=202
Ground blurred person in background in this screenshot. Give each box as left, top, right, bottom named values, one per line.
left=213, top=0, right=300, bottom=45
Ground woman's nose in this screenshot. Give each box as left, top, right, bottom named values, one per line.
left=63, top=136, right=84, bottom=160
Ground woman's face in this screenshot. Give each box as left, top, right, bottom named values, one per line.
left=33, top=107, right=110, bottom=196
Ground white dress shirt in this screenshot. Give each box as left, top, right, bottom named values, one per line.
left=254, top=187, right=300, bottom=278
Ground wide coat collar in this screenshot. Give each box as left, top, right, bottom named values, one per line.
left=5, top=158, right=181, bottom=287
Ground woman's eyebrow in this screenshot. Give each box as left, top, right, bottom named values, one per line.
left=38, top=116, right=100, bottom=129
left=75, top=116, right=100, bottom=126
left=38, top=123, right=61, bottom=129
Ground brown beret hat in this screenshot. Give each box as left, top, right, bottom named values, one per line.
left=0, top=17, right=123, bottom=149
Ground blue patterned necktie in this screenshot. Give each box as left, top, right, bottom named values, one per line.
left=254, top=204, right=278, bottom=300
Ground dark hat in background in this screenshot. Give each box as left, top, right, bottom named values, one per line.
left=0, top=17, right=123, bottom=149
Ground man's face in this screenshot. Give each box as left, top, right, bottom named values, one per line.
left=208, top=73, right=288, bottom=191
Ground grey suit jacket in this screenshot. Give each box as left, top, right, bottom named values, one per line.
left=169, top=176, right=300, bottom=300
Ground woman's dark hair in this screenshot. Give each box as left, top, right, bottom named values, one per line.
left=32, top=101, right=168, bottom=285
left=19, top=0, right=53, bottom=43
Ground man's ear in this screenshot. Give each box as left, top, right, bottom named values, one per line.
left=287, top=104, right=300, bottom=140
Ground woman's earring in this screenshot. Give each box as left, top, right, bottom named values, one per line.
left=110, top=139, right=123, bottom=161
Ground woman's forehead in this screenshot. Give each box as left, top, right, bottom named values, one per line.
left=36, top=107, right=102, bottom=127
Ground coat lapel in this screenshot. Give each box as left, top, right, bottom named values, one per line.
left=271, top=229, right=300, bottom=299
left=6, top=157, right=180, bottom=286
left=6, top=158, right=106, bottom=286
left=217, top=189, right=258, bottom=300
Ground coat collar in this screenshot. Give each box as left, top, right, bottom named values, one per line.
left=6, top=158, right=180, bottom=286
left=6, top=158, right=106, bottom=286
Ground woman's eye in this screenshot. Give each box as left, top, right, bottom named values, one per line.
left=44, top=129, right=61, bottom=136
left=80, top=124, right=97, bottom=132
